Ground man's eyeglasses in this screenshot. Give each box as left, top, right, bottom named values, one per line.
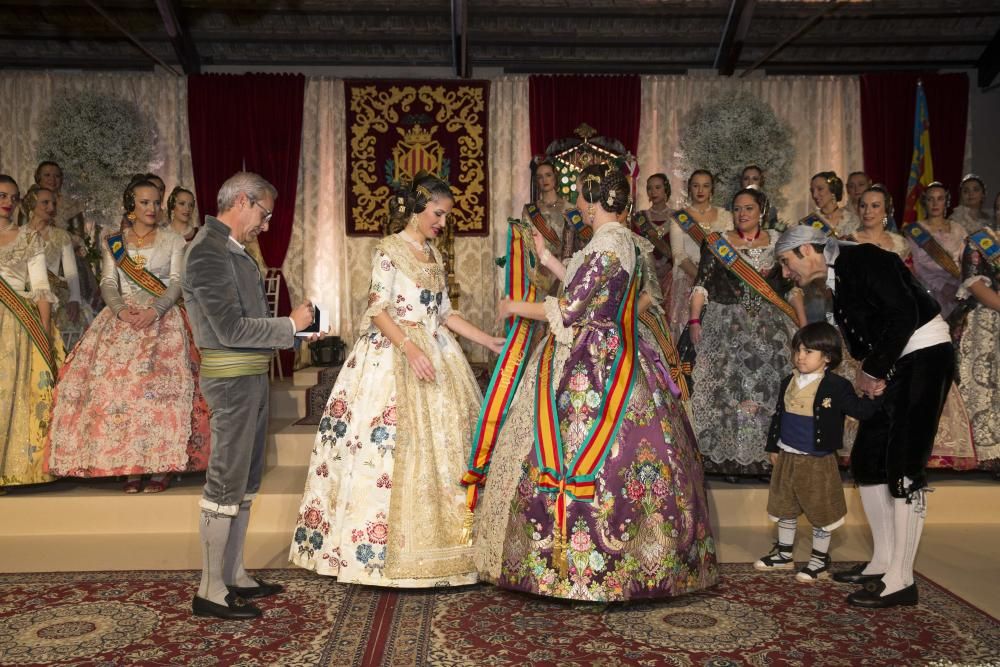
left=251, top=200, right=273, bottom=224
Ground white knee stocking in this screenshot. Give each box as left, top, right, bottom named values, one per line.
left=198, top=509, right=233, bottom=604
left=858, top=484, right=894, bottom=574
left=880, top=490, right=927, bottom=596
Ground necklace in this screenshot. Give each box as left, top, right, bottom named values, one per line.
left=649, top=203, right=670, bottom=215
left=737, top=227, right=761, bottom=244
left=690, top=204, right=711, bottom=215
left=131, top=226, right=156, bottom=248
left=401, top=230, right=431, bottom=256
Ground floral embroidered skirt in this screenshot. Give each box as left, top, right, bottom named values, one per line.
left=958, top=306, right=1000, bottom=464
left=473, top=337, right=718, bottom=602
left=289, top=325, right=482, bottom=587
left=46, top=305, right=210, bottom=477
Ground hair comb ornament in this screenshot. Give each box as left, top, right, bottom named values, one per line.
left=607, top=189, right=616, bottom=206
left=416, top=185, right=432, bottom=200
left=397, top=196, right=406, bottom=213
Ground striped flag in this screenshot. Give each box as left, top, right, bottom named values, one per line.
left=902, top=82, right=934, bottom=224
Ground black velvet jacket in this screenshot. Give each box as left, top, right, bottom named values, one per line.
left=765, top=372, right=882, bottom=454
left=831, top=244, right=941, bottom=380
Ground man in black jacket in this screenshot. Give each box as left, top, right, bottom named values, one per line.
left=775, top=226, right=953, bottom=609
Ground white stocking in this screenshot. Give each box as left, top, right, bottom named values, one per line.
left=858, top=484, right=893, bottom=574
left=880, top=489, right=927, bottom=596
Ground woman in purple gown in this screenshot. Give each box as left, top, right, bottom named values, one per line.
left=471, top=163, right=717, bottom=602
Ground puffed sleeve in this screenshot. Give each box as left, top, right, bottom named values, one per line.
left=544, top=250, right=621, bottom=345
left=669, top=218, right=688, bottom=265
left=99, top=233, right=127, bottom=315
left=152, top=233, right=184, bottom=317
left=26, top=234, right=56, bottom=303
left=358, top=245, right=398, bottom=336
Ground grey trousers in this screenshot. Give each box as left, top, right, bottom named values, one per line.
left=199, top=373, right=270, bottom=516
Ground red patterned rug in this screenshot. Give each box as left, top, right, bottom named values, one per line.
left=0, top=565, right=996, bottom=666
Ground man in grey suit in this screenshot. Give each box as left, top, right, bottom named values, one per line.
left=183, top=172, right=314, bottom=619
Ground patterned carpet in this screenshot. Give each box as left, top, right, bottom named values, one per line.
left=0, top=565, right=997, bottom=666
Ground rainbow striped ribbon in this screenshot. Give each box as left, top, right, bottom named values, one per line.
left=462, top=222, right=538, bottom=511
left=904, top=223, right=962, bottom=279
left=705, top=232, right=799, bottom=324
left=0, top=274, right=55, bottom=374
left=534, top=248, right=640, bottom=549
left=107, top=233, right=168, bottom=297
left=525, top=203, right=561, bottom=247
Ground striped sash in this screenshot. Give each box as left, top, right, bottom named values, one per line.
left=903, top=222, right=961, bottom=279
left=968, top=228, right=1000, bottom=270
left=525, top=202, right=561, bottom=247
left=462, top=222, right=538, bottom=512
left=106, top=233, right=168, bottom=297
left=672, top=210, right=708, bottom=246
left=634, top=212, right=672, bottom=260
left=638, top=309, right=690, bottom=401
left=565, top=208, right=593, bottom=243
left=705, top=232, right=798, bottom=324
left=0, top=274, right=55, bottom=373
left=799, top=213, right=836, bottom=238
left=534, top=248, right=640, bottom=569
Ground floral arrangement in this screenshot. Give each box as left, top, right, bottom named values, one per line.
left=678, top=94, right=794, bottom=213
left=37, top=91, right=156, bottom=227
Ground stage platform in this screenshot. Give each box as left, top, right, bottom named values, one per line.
left=2, top=367, right=998, bottom=618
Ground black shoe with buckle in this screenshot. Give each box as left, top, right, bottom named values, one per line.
left=847, top=580, right=919, bottom=609
left=753, top=542, right=795, bottom=571
left=227, top=576, right=285, bottom=600
left=832, top=562, right=884, bottom=585
left=192, top=592, right=262, bottom=619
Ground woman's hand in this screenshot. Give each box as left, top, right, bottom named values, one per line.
left=404, top=340, right=436, bottom=382
left=497, top=298, right=515, bottom=323
left=117, top=308, right=137, bottom=325
left=484, top=336, right=506, bottom=355
left=131, top=307, right=158, bottom=330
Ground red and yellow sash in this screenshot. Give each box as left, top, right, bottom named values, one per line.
left=462, top=222, right=538, bottom=512
left=705, top=232, right=798, bottom=324
left=534, top=248, right=640, bottom=555
left=672, top=209, right=708, bottom=246
left=106, top=233, right=168, bottom=297
left=969, top=228, right=1000, bottom=270
left=565, top=209, right=593, bottom=243
left=634, top=212, right=672, bottom=260
left=525, top=202, right=561, bottom=247
left=0, top=273, right=55, bottom=373
left=638, top=309, right=690, bottom=401
left=799, top=213, right=836, bottom=238
left=903, top=222, right=962, bottom=279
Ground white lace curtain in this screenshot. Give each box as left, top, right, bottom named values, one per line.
left=637, top=75, right=863, bottom=223
left=0, top=71, right=193, bottom=222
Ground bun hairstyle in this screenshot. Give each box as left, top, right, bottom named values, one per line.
left=812, top=171, right=844, bottom=201
left=647, top=172, right=671, bottom=200
left=19, top=184, right=54, bottom=223
left=122, top=176, right=159, bottom=224
left=921, top=181, right=951, bottom=212
left=731, top=186, right=770, bottom=223
left=687, top=169, right=715, bottom=196
left=578, top=163, right=630, bottom=214
left=167, top=186, right=194, bottom=219
left=863, top=184, right=895, bottom=223
left=387, top=171, right=453, bottom=233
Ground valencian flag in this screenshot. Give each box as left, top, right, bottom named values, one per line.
left=902, top=82, right=934, bottom=224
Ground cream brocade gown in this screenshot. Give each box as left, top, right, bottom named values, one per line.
left=290, top=234, right=481, bottom=587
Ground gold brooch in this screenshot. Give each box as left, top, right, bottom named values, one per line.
left=822, top=398, right=832, bottom=408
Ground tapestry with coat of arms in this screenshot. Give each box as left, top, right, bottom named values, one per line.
left=345, top=80, right=489, bottom=236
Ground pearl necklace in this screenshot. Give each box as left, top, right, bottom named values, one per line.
left=690, top=204, right=712, bottom=215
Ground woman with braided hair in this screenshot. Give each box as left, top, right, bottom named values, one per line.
left=46, top=177, right=211, bottom=493
left=470, top=162, right=717, bottom=602
left=290, top=172, right=504, bottom=587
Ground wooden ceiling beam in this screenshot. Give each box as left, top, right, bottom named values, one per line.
left=155, top=0, right=200, bottom=74
left=714, top=0, right=757, bottom=76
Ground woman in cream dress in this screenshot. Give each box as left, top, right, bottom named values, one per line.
left=290, top=174, right=503, bottom=587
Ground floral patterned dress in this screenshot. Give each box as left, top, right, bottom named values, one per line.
left=957, top=229, right=1000, bottom=466
left=290, top=234, right=482, bottom=587
left=689, top=235, right=797, bottom=476
left=46, top=228, right=210, bottom=477
left=473, top=222, right=717, bottom=602
left=0, top=229, right=60, bottom=486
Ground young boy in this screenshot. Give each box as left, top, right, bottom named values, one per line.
left=754, top=322, right=882, bottom=582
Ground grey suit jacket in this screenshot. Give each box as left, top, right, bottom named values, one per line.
left=182, top=216, right=294, bottom=352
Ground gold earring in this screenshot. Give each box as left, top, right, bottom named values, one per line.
left=408, top=214, right=418, bottom=228
left=127, top=211, right=137, bottom=222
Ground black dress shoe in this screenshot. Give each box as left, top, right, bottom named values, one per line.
left=833, top=562, right=884, bottom=584
left=227, top=576, right=284, bottom=600
left=847, top=580, right=918, bottom=609
left=192, top=592, right=262, bottom=619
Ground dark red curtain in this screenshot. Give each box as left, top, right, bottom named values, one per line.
left=529, top=75, right=641, bottom=156
left=188, top=73, right=305, bottom=370
left=860, top=73, right=969, bottom=218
